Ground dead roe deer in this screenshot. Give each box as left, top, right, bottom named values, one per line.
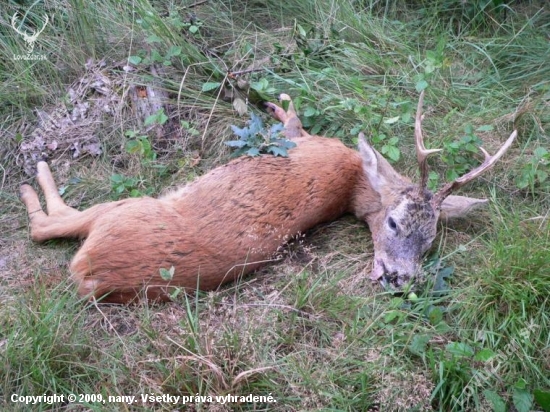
left=21, top=92, right=516, bottom=303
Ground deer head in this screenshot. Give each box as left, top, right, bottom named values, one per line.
left=359, top=91, right=516, bottom=289
left=11, top=12, right=49, bottom=54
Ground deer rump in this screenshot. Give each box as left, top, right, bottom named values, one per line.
left=21, top=93, right=516, bottom=303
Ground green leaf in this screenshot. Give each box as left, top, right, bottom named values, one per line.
left=383, top=145, right=400, bottom=162
left=474, top=348, right=497, bottom=362
left=250, top=78, right=269, bottom=91
left=435, top=321, right=452, bottom=333
left=110, top=174, right=125, bottom=184
left=268, top=146, right=288, bottom=157
left=383, top=310, right=402, bottom=323
left=446, top=342, right=474, bottom=358
left=201, top=82, right=222, bottom=92
left=483, top=390, right=506, bottom=412
left=408, top=334, right=430, bottom=356
left=516, top=173, right=530, bottom=189
left=383, top=116, right=400, bottom=124
left=513, top=386, right=533, bottom=412
left=534, top=389, right=550, bottom=412
left=246, top=147, right=260, bottom=156
left=424, top=61, right=436, bottom=74
left=280, top=140, right=297, bottom=150
left=167, top=45, right=182, bottom=57
left=303, top=106, right=318, bottom=117
left=269, top=123, right=285, bottom=136
left=248, top=112, right=263, bottom=134
left=145, top=34, right=162, bottom=44
left=426, top=306, right=443, bottom=325
left=224, top=140, right=247, bottom=148
left=158, top=111, right=168, bottom=125
left=310, top=123, right=322, bottom=135
left=159, top=266, right=175, bottom=281
left=230, top=125, right=249, bottom=139
left=536, top=170, right=548, bottom=183
left=125, top=140, right=141, bottom=154
left=189, top=25, right=199, bottom=33
left=151, top=49, right=163, bottom=62
left=515, top=378, right=528, bottom=390
left=415, top=79, right=428, bottom=92
left=433, top=265, right=454, bottom=295
left=445, top=169, right=459, bottom=181
left=144, top=109, right=168, bottom=126
left=128, top=55, right=142, bottom=65
left=534, top=146, right=549, bottom=158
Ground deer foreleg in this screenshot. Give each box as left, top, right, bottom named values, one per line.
left=266, top=94, right=309, bottom=139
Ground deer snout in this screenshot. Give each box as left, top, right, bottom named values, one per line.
left=370, top=256, right=420, bottom=290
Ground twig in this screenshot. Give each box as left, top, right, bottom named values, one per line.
left=182, top=0, right=209, bottom=9
left=228, top=67, right=272, bottom=78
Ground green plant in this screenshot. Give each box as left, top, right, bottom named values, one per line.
left=226, top=112, right=296, bottom=157
left=249, top=77, right=277, bottom=101
left=441, top=124, right=486, bottom=181
left=416, top=38, right=449, bottom=92
left=516, top=147, right=550, bottom=194
left=124, top=130, right=156, bottom=161
left=110, top=174, right=147, bottom=199
left=128, top=43, right=182, bottom=67
left=409, top=334, right=540, bottom=411
left=371, top=132, right=401, bottom=162
left=124, top=109, right=168, bottom=161
left=180, top=120, right=200, bottom=137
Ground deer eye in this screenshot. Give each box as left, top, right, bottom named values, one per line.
left=388, top=217, right=398, bottom=231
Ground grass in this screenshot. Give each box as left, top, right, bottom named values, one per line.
left=1, top=0, right=549, bottom=410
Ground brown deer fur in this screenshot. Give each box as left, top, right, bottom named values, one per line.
left=20, top=94, right=516, bottom=303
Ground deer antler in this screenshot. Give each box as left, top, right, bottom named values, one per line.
left=415, top=90, right=442, bottom=190
left=11, top=13, right=49, bottom=41
left=433, top=129, right=517, bottom=207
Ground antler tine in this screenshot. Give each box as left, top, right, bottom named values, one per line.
left=11, top=13, right=25, bottom=37
left=34, top=14, right=49, bottom=37
left=415, top=90, right=442, bottom=190
left=433, top=130, right=517, bottom=206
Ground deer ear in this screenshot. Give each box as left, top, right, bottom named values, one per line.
left=439, top=195, right=488, bottom=220
left=358, top=134, right=408, bottom=193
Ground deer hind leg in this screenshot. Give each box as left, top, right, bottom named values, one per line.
left=21, top=161, right=102, bottom=242
left=265, top=93, right=309, bottom=139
